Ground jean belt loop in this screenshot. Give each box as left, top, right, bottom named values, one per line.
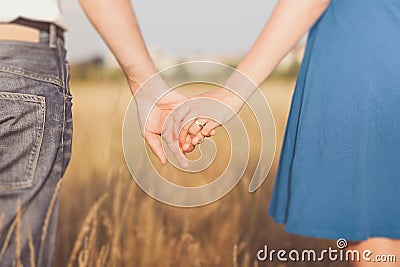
left=49, top=24, right=57, bottom=48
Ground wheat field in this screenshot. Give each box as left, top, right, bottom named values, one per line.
left=53, top=72, right=348, bottom=267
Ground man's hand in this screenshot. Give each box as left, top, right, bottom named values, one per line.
left=134, top=79, right=194, bottom=167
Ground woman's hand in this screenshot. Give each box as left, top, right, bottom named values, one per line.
left=173, top=88, right=245, bottom=153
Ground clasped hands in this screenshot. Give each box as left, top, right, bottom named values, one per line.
left=134, top=76, right=245, bottom=168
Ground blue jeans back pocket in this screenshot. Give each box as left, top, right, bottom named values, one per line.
left=0, top=92, right=45, bottom=191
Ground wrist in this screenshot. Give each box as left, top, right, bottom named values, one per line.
left=123, top=61, right=159, bottom=94
left=219, top=88, right=246, bottom=113
left=133, top=72, right=173, bottom=105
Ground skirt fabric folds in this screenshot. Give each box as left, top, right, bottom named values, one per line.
left=269, top=0, right=400, bottom=241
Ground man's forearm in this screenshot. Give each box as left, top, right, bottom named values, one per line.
left=78, top=0, right=158, bottom=93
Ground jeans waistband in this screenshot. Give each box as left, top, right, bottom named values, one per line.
left=0, top=32, right=68, bottom=88
left=12, top=18, right=64, bottom=44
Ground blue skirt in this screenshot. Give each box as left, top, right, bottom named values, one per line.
left=269, top=0, right=400, bottom=241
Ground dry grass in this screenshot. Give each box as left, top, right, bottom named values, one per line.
left=38, top=179, right=63, bottom=267
left=0, top=213, right=4, bottom=241
left=29, top=231, right=36, bottom=267
left=53, top=77, right=349, bottom=267
left=15, top=200, right=22, bottom=267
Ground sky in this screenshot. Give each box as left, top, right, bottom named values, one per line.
left=61, top=0, right=277, bottom=63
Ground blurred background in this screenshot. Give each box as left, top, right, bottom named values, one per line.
left=55, top=1, right=346, bottom=266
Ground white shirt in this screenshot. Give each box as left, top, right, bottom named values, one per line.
left=0, top=0, right=66, bottom=29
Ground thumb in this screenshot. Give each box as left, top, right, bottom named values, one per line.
left=144, top=133, right=167, bottom=165
left=165, top=140, right=189, bottom=168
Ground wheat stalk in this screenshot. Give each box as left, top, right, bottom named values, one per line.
left=78, top=236, right=89, bottom=267
left=37, top=179, right=63, bottom=267
left=0, top=200, right=25, bottom=264
left=100, top=211, right=113, bottom=237
left=119, top=181, right=135, bottom=231
left=0, top=218, right=16, bottom=262
left=96, top=245, right=110, bottom=267
left=242, top=252, right=251, bottom=267
left=110, top=172, right=123, bottom=267
left=29, top=230, right=36, bottom=267
left=0, top=198, right=30, bottom=262
left=0, top=213, right=4, bottom=240
left=86, top=211, right=99, bottom=266
left=15, top=199, right=22, bottom=267
left=233, top=244, right=238, bottom=267
left=67, top=194, right=108, bottom=267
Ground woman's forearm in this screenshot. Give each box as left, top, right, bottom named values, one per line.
left=175, top=0, right=332, bottom=147
left=78, top=0, right=158, bottom=93
left=236, top=0, right=331, bottom=87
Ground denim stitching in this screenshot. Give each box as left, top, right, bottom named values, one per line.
left=56, top=39, right=65, bottom=90
left=0, top=92, right=46, bottom=190
left=0, top=65, right=63, bottom=88
left=64, top=62, right=73, bottom=101
left=55, top=38, right=73, bottom=102
left=37, top=40, right=66, bottom=267
left=59, top=40, right=67, bottom=177
left=0, top=92, right=45, bottom=102
left=27, top=97, right=46, bottom=187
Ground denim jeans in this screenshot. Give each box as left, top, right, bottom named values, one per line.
left=0, top=30, right=73, bottom=266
